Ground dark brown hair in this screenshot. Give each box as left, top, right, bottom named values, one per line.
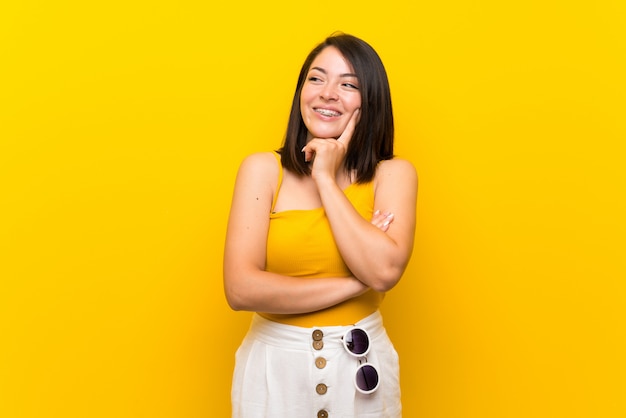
left=278, top=33, right=394, bottom=183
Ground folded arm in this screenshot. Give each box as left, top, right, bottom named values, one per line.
left=223, top=152, right=369, bottom=313
left=314, top=158, right=418, bottom=292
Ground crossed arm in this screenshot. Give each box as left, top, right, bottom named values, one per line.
left=223, top=152, right=417, bottom=314
left=312, top=157, right=417, bottom=292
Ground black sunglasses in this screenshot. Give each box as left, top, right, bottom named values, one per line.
left=342, top=328, right=380, bottom=394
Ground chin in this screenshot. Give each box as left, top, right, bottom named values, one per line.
left=308, top=128, right=343, bottom=140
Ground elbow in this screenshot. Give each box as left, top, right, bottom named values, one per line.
left=225, top=288, right=253, bottom=312
left=370, top=279, right=400, bottom=293
left=223, top=275, right=250, bottom=312
left=367, top=265, right=405, bottom=293
left=225, top=292, right=245, bottom=311
left=223, top=262, right=266, bottom=312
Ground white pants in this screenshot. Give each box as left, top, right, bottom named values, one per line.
left=231, top=311, right=401, bottom=418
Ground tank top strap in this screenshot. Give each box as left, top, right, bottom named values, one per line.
left=270, top=151, right=283, bottom=213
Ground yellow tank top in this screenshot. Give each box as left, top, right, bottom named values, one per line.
left=260, top=152, right=384, bottom=327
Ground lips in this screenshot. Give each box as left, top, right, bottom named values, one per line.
left=314, top=108, right=342, bottom=117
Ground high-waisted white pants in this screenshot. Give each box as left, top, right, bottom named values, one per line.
left=231, top=311, right=401, bottom=418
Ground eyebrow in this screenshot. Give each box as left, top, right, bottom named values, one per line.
left=310, top=66, right=358, bottom=78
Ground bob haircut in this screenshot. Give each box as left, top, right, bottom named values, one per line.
left=278, top=33, right=394, bottom=184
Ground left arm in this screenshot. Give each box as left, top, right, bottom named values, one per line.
left=314, top=158, right=418, bottom=292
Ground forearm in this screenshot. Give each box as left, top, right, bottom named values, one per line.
left=224, top=268, right=368, bottom=314
left=316, top=180, right=408, bottom=291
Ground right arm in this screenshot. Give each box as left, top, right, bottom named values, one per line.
left=223, top=152, right=368, bottom=314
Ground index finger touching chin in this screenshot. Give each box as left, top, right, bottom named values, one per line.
left=337, top=108, right=360, bottom=145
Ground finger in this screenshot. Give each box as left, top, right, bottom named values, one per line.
left=370, top=210, right=390, bottom=224
left=301, top=143, right=316, bottom=162
left=382, top=213, right=395, bottom=228
left=370, top=209, right=385, bottom=225
left=302, top=138, right=332, bottom=162
left=371, top=211, right=394, bottom=231
left=337, top=108, right=360, bottom=145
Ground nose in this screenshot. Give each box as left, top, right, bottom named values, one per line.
left=320, top=84, right=338, bottom=101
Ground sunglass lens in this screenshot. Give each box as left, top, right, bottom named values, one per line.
left=355, top=364, right=379, bottom=393
left=346, top=329, right=369, bottom=355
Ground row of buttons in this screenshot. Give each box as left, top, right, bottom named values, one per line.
left=312, top=329, right=324, bottom=350
left=313, top=329, right=329, bottom=418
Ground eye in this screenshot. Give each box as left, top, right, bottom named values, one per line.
left=342, top=82, right=359, bottom=90
left=308, top=76, right=323, bottom=83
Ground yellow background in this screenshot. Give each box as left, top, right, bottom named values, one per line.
left=1, top=1, right=625, bottom=417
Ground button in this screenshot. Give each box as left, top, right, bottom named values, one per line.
left=315, top=357, right=327, bottom=369
left=312, top=329, right=324, bottom=341
left=312, top=340, right=324, bottom=350
left=317, top=410, right=329, bottom=418
left=316, top=383, right=328, bottom=395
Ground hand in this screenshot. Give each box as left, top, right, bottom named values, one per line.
left=371, top=210, right=394, bottom=232
left=302, top=109, right=360, bottom=182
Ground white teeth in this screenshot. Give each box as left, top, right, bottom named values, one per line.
left=315, top=108, right=341, bottom=117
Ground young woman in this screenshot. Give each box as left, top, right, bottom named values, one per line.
left=224, top=33, right=418, bottom=417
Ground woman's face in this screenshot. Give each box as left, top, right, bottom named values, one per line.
left=300, top=46, right=362, bottom=141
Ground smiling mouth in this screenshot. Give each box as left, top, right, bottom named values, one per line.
left=315, top=108, right=341, bottom=117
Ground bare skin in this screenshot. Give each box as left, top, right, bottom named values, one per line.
left=301, top=110, right=418, bottom=292
left=223, top=47, right=417, bottom=314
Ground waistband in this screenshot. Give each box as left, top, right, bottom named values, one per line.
left=247, top=310, right=385, bottom=351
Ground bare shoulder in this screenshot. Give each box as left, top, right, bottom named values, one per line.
left=238, top=151, right=280, bottom=181
left=376, top=158, right=418, bottom=183
left=240, top=151, right=279, bottom=171
left=231, top=152, right=280, bottom=213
